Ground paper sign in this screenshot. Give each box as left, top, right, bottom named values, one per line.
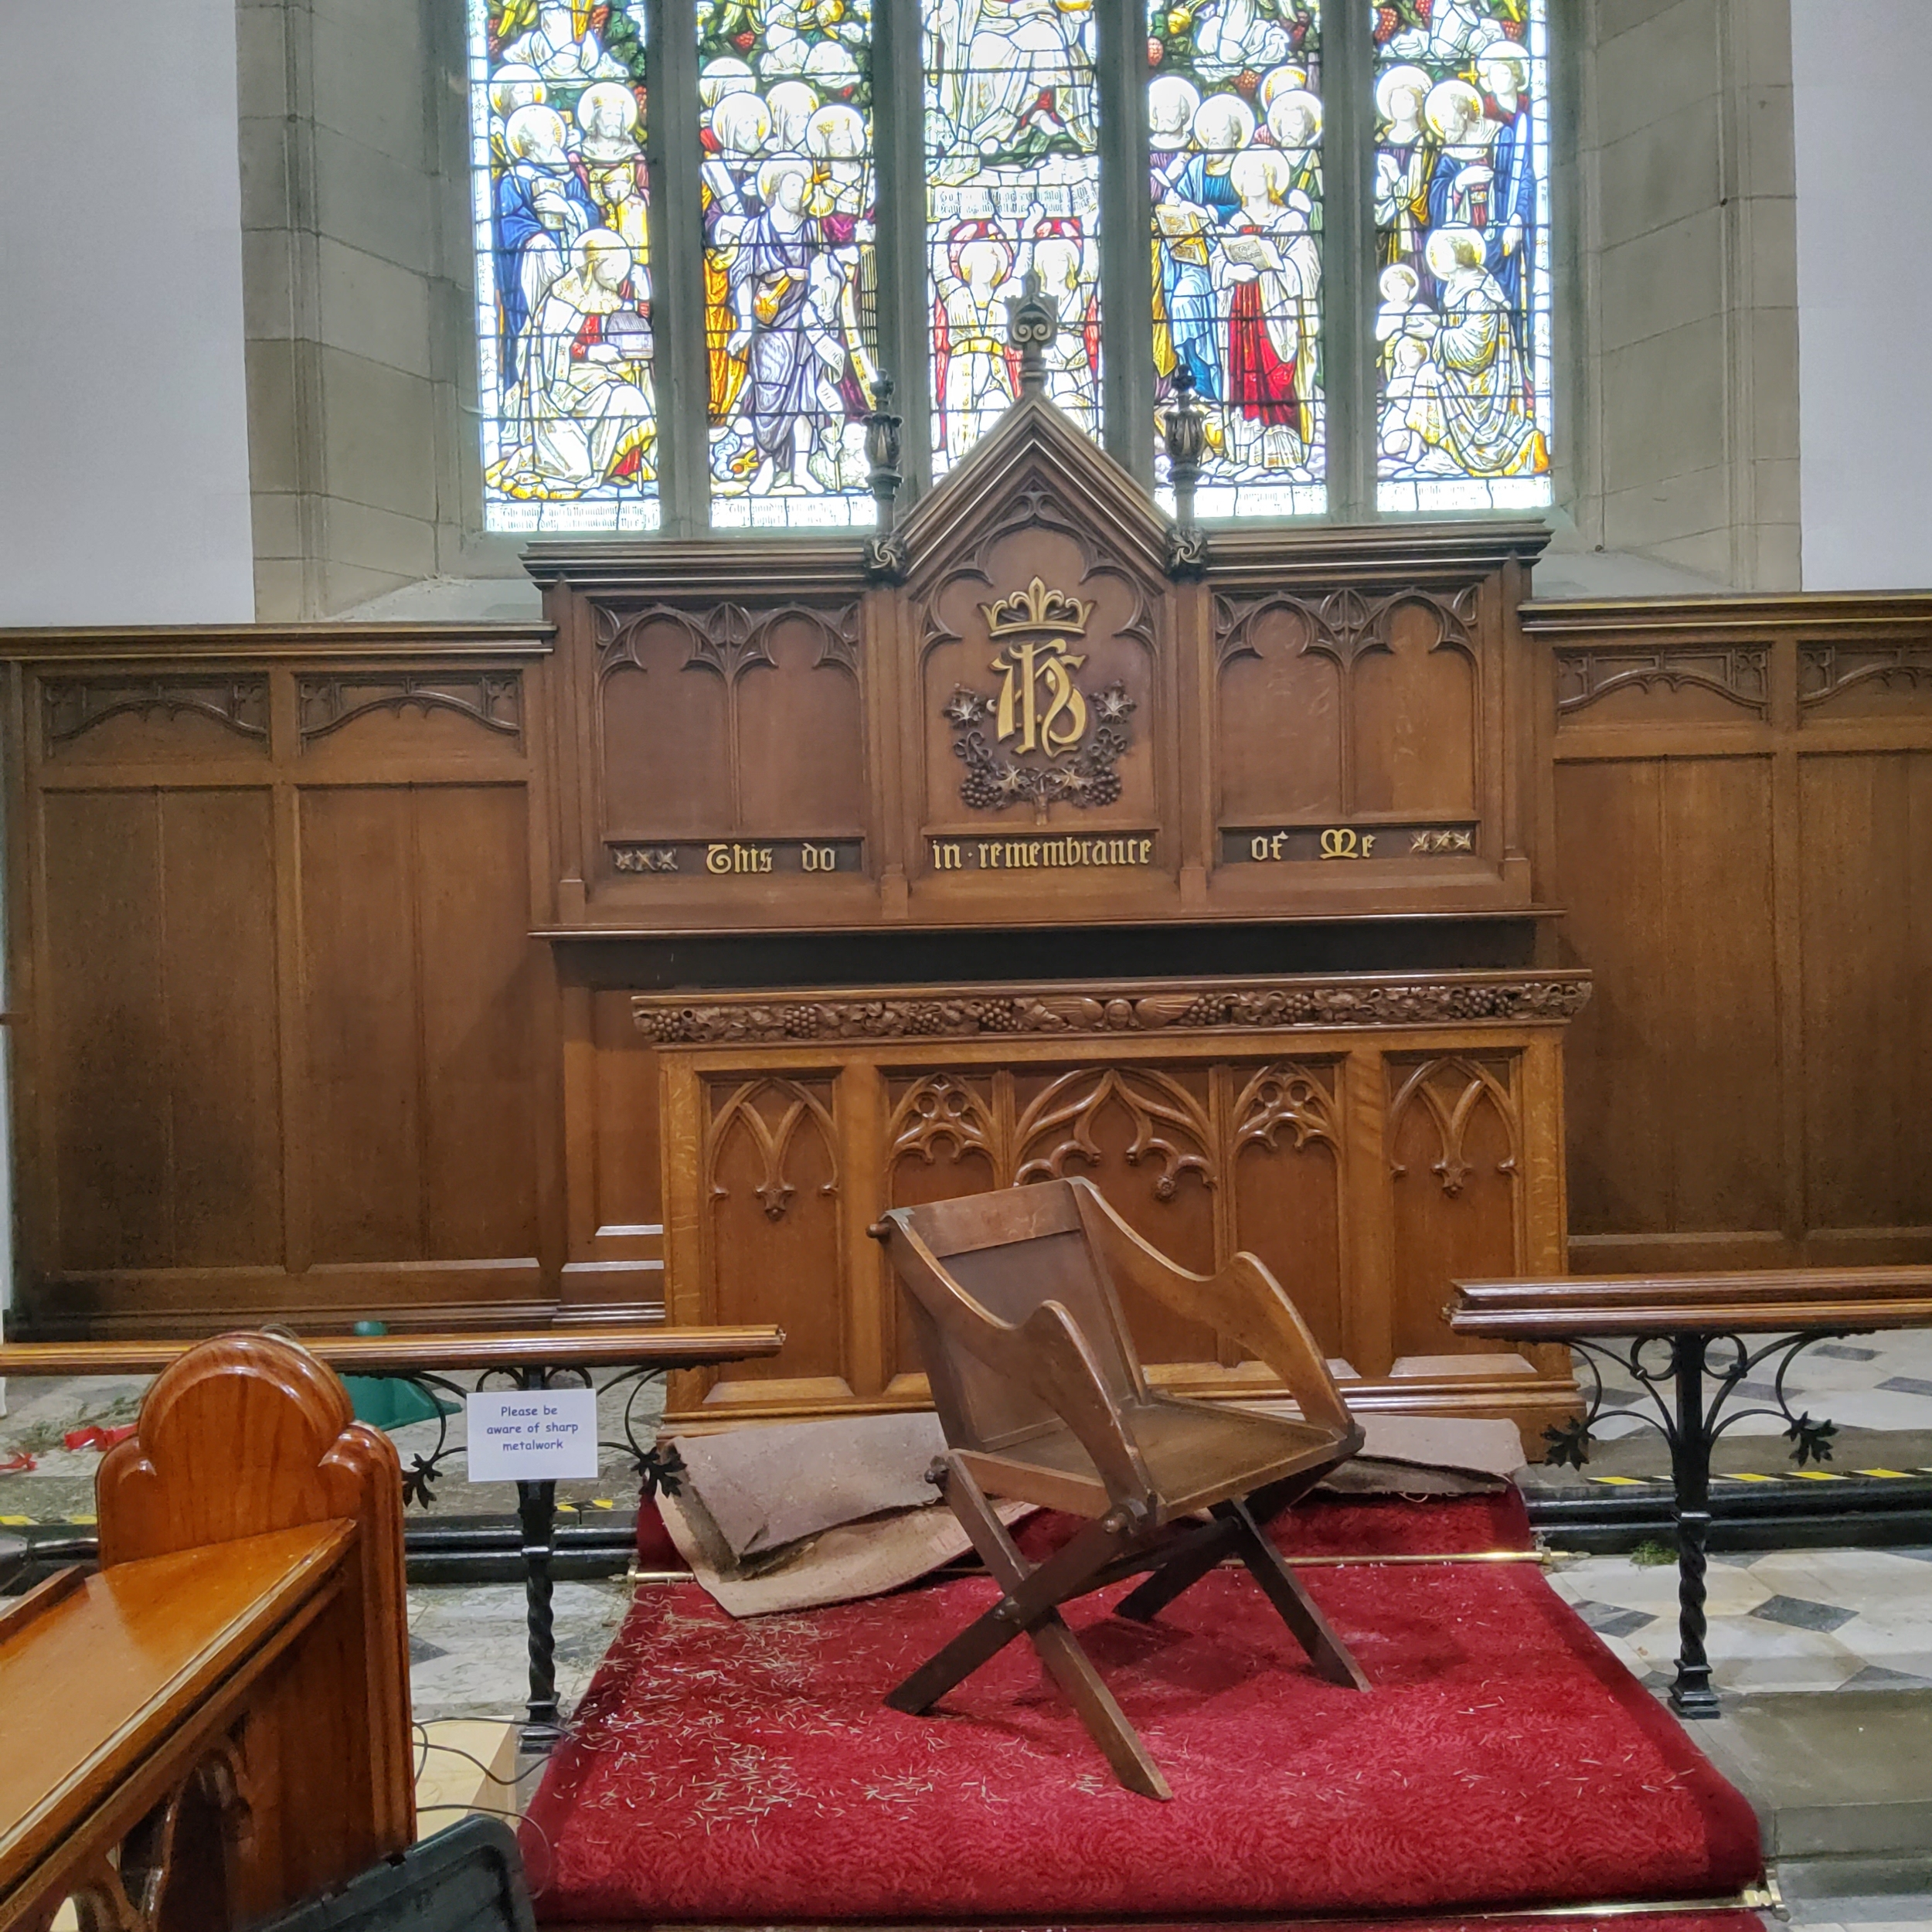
left=465, top=1387, right=600, bottom=1481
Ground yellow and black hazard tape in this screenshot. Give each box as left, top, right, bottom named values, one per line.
left=1580, top=1466, right=1932, bottom=1487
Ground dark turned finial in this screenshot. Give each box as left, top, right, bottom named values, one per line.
left=1005, top=270, right=1058, bottom=396
left=862, top=372, right=908, bottom=583
left=1161, top=365, right=1208, bottom=579
left=864, top=374, right=902, bottom=516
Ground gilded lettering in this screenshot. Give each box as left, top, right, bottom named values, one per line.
left=994, top=640, right=1089, bottom=755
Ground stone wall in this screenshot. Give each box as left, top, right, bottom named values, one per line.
left=1566, top=0, right=1800, bottom=590
left=239, top=0, right=527, bottom=617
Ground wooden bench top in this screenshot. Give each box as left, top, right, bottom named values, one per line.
left=0, top=1324, right=785, bottom=1379
left=1451, top=1264, right=1932, bottom=1339
left=0, top=1522, right=353, bottom=1903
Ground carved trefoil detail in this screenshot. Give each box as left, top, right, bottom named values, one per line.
left=889, top=1074, right=998, bottom=1169
left=1232, top=1063, right=1336, bottom=1155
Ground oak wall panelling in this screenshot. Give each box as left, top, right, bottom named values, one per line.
left=1532, top=597, right=1932, bottom=1276
left=3, top=626, right=564, bottom=1336
left=22, top=406, right=1925, bottom=1400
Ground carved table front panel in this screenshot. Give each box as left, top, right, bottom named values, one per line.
left=636, top=971, right=1587, bottom=1441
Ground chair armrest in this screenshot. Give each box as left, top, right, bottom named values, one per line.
left=1070, top=1182, right=1358, bottom=1441
left=871, top=1216, right=1158, bottom=1515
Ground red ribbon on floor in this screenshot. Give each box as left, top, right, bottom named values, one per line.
left=61, top=1424, right=136, bottom=1452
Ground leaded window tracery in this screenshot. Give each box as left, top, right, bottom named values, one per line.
left=467, top=0, right=1551, bottom=534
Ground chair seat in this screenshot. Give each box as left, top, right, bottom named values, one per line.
left=980, top=1396, right=1347, bottom=1521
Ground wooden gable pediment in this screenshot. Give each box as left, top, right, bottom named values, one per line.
left=889, top=397, right=1182, bottom=907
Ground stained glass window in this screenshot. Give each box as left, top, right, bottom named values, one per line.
left=925, top=0, right=1103, bottom=474
left=470, top=0, right=658, bottom=533
left=700, top=0, right=879, bottom=527
left=1372, top=0, right=1551, bottom=511
left=1150, top=0, right=1324, bottom=518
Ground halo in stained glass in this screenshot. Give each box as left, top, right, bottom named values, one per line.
left=926, top=0, right=1103, bottom=474
left=699, top=0, right=879, bottom=528
left=1372, top=0, right=1552, bottom=511
left=469, top=0, right=658, bottom=533
left=1150, top=0, right=1325, bottom=519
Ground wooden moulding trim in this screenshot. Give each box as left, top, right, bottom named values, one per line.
left=633, top=969, right=1592, bottom=1046
left=517, top=514, right=1552, bottom=592
left=1522, top=592, right=1932, bottom=638
left=1200, top=516, right=1550, bottom=585
left=0, top=1325, right=787, bottom=1379
left=0, top=621, right=555, bottom=663
left=536, top=904, right=1570, bottom=940
left=521, top=539, right=866, bottom=597
left=1452, top=1265, right=1932, bottom=1338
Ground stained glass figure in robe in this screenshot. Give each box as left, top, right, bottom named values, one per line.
left=1149, top=0, right=1323, bottom=518
left=470, top=0, right=658, bottom=532
left=1372, top=0, right=1551, bottom=511
left=926, top=0, right=1102, bottom=472
left=699, top=0, right=878, bottom=527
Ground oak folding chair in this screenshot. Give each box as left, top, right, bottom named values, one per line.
left=869, top=1177, right=1369, bottom=1800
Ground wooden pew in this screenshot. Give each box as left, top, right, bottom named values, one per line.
left=0, top=1333, right=413, bottom=1931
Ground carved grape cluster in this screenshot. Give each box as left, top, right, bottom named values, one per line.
left=1178, top=993, right=1236, bottom=1026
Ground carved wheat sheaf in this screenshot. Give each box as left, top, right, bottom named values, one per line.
left=1387, top=1056, right=1519, bottom=1197
left=1012, top=1067, right=1214, bottom=1199
left=706, top=1079, right=838, bottom=1222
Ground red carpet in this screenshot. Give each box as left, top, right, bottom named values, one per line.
left=530, top=1496, right=1758, bottom=1925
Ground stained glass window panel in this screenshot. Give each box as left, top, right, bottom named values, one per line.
left=699, top=0, right=879, bottom=527
left=1150, top=0, right=1324, bottom=518
left=470, top=0, right=658, bottom=533
left=1372, top=0, right=1551, bottom=512
left=926, top=0, right=1102, bottom=474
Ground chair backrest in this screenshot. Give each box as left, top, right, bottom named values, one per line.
left=886, top=1181, right=1148, bottom=1456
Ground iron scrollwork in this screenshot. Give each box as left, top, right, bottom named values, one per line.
left=1544, top=1328, right=1845, bottom=1719
left=364, top=1357, right=687, bottom=1750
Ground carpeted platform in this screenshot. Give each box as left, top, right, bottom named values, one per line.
left=526, top=1496, right=1760, bottom=1926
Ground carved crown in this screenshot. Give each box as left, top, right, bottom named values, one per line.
left=981, top=576, right=1095, bottom=641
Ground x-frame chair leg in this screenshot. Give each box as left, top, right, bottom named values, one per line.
left=886, top=1457, right=1175, bottom=1801
left=1219, top=1495, right=1370, bottom=1690
left=1114, top=1465, right=1327, bottom=1625
left=1115, top=1478, right=1368, bottom=1692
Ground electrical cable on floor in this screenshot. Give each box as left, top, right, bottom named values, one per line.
left=410, top=1722, right=529, bottom=1787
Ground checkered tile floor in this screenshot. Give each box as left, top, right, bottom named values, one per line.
left=1546, top=1545, right=1932, bottom=1694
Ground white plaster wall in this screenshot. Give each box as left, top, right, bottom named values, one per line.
left=1791, top=1, right=1932, bottom=590
left=0, top=0, right=256, bottom=626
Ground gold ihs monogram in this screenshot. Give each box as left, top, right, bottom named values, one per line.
left=980, top=577, right=1098, bottom=756
left=993, top=639, right=1087, bottom=753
